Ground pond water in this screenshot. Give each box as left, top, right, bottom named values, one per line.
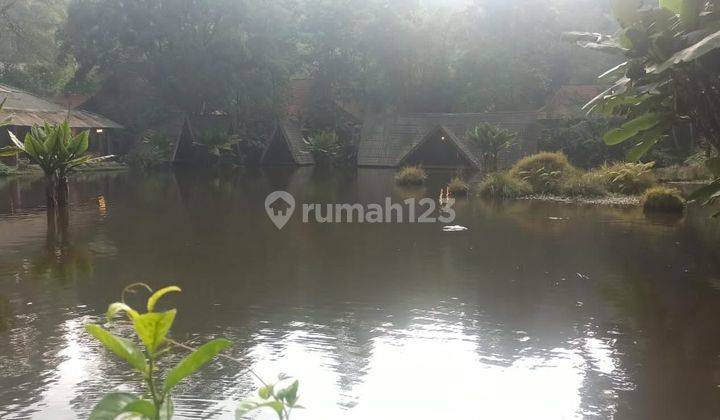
left=1, top=168, right=720, bottom=420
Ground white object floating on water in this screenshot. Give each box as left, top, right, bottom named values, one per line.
left=443, top=225, right=468, bottom=232
left=548, top=216, right=566, bottom=221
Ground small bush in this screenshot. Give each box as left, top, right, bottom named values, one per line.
left=642, top=186, right=685, bottom=213
left=478, top=172, right=532, bottom=198
left=395, top=166, right=427, bottom=185
left=126, top=130, right=174, bottom=169
left=598, top=162, right=656, bottom=194
left=560, top=171, right=607, bottom=197
left=0, top=162, right=15, bottom=177
left=510, top=151, right=576, bottom=193
left=447, top=177, right=469, bottom=196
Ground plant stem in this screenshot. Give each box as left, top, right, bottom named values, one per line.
left=147, top=356, right=162, bottom=420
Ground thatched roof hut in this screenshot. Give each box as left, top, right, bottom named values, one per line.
left=0, top=84, right=122, bottom=129
left=260, top=118, right=314, bottom=166
left=357, top=112, right=539, bottom=169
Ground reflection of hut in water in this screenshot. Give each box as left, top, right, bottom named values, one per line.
left=0, top=84, right=123, bottom=163
left=260, top=119, right=314, bottom=166
left=358, top=112, right=539, bottom=170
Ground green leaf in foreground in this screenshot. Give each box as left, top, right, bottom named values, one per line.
left=88, top=392, right=139, bottom=420
left=121, top=399, right=156, bottom=418
left=147, top=286, right=182, bottom=312
left=133, top=310, right=176, bottom=353
left=163, top=338, right=231, bottom=393
left=603, top=113, right=666, bottom=145
left=85, top=324, right=147, bottom=371
left=236, top=400, right=285, bottom=420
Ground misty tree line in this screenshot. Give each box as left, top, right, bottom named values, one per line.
left=0, top=0, right=618, bottom=129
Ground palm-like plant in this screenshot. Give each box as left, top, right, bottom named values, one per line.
left=467, top=123, right=517, bottom=172
left=0, top=121, right=113, bottom=207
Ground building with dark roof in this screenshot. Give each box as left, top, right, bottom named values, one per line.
left=0, top=84, right=123, bottom=157
left=357, top=111, right=539, bottom=169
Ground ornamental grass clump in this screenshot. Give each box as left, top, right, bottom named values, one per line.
left=598, top=162, right=656, bottom=194
left=642, top=186, right=686, bottom=213
left=447, top=177, right=469, bottom=196
left=510, top=151, right=576, bottom=194
left=395, top=165, right=427, bottom=186
left=478, top=172, right=532, bottom=199
left=0, top=162, right=14, bottom=177
left=560, top=171, right=607, bottom=198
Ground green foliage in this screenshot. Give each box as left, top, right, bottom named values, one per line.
left=467, top=123, right=516, bottom=172
left=478, top=172, right=532, bottom=199
left=596, top=162, right=656, bottom=194
left=86, top=284, right=231, bottom=420
left=0, top=121, right=112, bottom=207
left=236, top=375, right=302, bottom=420
left=0, top=162, right=15, bottom=177
left=447, top=177, right=469, bottom=196
left=560, top=171, right=608, bottom=197
left=642, top=186, right=686, bottom=213
left=689, top=177, right=720, bottom=217
left=87, top=284, right=301, bottom=419
left=304, top=130, right=354, bottom=167
left=126, top=130, right=174, bottom=169
left=510, top=152, right=576, bottom=193
left=569, top=0, right=720, bottom=211
left=538, top=118, right=625, bottom=169
left=394, top=166, right=427, bottom=186
left=655, top=163, right=712, bottom=181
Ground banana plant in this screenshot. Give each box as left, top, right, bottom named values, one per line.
left=467, top=123, right=517, bottom=172
left=566, top=0, right=720, bottom=216
left=0, top=121, right=113, bottom=207
left=85, top=284, right=231, bottom=420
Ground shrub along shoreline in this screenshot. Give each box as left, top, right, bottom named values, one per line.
left=477, top=152, right=691, bottom=210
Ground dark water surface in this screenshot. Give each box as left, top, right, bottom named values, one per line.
left=1, top=168, right=720, bottom=420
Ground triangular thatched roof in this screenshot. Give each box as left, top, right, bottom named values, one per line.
left=261, top=118, right=314, bottom=165
left=358, top=112, right=538, bottom=168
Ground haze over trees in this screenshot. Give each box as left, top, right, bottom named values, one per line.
left=0, top=0, right=618, bottom=129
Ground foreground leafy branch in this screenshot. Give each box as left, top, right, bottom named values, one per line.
left=567, top=0, right=720, bottom=215
left=85, top=284, right=302, bottom=420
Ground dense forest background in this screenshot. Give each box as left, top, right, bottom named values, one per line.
left=0, top=0, right=618, bottom=128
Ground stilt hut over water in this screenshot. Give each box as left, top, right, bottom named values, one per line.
left=0, top=84, right=123, bottom=162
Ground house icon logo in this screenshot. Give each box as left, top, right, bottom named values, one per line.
left=265, top=191, right=295, bottom=230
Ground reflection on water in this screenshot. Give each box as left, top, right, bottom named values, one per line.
left=1, top=169, right=720, bottom=419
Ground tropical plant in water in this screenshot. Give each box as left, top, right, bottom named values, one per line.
left=304, top=130, right=354, bottom=167
left=86, top=284, right=301, bottom=420
left=467, top=123, right=517, bottom=172
left=566, top=0, right=720, bottom=215
left=0, top=122, right=112, bottom=207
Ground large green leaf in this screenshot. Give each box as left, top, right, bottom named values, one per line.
left=163, top=338, right=231, bottom=393
left=603, top=113, right=667, bottom=145
left=85, top=324, right=147, bottom=371
left=106, top=302, right=139, bottom=321
left=69, top=130, right=89, bottom=157
left=625, top=120, right=673, bottom=161
left=133, top=310, right=176, bottom=353
left=652, top=29, right=720, bottom=73
left=236, top=400, right=285, bottom=420
left=147, top=286, right=182, bottom=312
left=688, top=178, right=720, bottom=203
left=276, top=380, right=299, bottom=406
left=121, top=399, right=156, bottom=418
left=88, top=392, right=139, bottom=420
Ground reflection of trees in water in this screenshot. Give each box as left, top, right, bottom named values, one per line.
left=598, top=265, right=720, bottom=419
